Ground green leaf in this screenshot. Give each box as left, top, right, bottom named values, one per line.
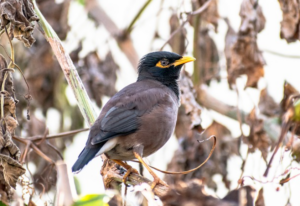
left=72, top=194, right=110, bottom=206
left=0, top=201, right=7, bottom=206
left=293, top=99, right=300, bottom=122
left=77, top=0, right=85, bottom=5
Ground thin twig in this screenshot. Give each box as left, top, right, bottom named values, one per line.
left=13, top=136, right=55, bottom=164
left=237, top=149, right=249, bottom=188
left=264, top=120, right=290, bottom=177
left=130, top=136, right=216, bottom=175
left=28, top=128, right=89, bottom=141
left=263, top=49, right=300, bottom=59
left=160, top=0, right=212, bottom=52
left=160, top=20, right=188, bottom=51
left=125, top=0, right=152, bottom=35
left=185, top=0, right=213, bottom=16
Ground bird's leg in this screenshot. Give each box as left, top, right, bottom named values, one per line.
left=112, top=159, right=139, bottom=184
left=133, top=145, right=168, bottom=189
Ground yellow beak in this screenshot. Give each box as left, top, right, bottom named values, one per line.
left=173, top=56, right=196, bottom=67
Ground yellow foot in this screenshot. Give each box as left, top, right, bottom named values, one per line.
left=122, top=166, right=139, bottom=184
left=150, top=176, right=168, bottom=189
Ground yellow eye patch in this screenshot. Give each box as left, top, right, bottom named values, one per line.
left=156, top=60, right=170, bottom=68
left=155, top=56, right=196, bottom=69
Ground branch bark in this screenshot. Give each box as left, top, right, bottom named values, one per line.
left=197, top=86, right=280, bottom=141
left=33, top=0, right=96, bottom=126
left=101, top=159, right=169, bottom=197
left=85, top=0, right=139, bottom=69
left=197, top=86, right=247, bottom=122
left=55, top=161, right=78, bottom=206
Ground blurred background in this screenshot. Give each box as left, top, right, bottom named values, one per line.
left=1, top=0, right=300, bottom=205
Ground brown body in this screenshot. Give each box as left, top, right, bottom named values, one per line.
left=87, top=79, right=179, bottom=160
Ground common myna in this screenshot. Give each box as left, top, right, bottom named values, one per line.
left=72, top=51, right=195, bottom=188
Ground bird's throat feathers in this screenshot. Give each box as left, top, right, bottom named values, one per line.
left=137, top=74, right=180, bottom=100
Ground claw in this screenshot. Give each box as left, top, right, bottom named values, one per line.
left=122, top=167, right=139, bottom=184
left=150, top=176, right=168, bottom=189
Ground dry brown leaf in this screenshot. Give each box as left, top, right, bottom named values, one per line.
left=280, top=81, right=299, bottom=113
left=258, top=89, right=280, bottom=117
left=36, top=0, right=70, bottom=40
left=161, top=180, right=238, bottom=206
left=226, top=0, right=266, bottom=89
left=198, top=29, right=220, bottom=85
left=0, top=54, right=25, bottom=200
left=255, top=188, right=265, bottom=206
left=197, top=0, right=219, bottom=31
left=4, top=116, right=18, bottom=134
left=239, top=0, right=265, bottom=34
left=224, top=18, right=238, bottom=72
left=169, top=13, right=186, bottom=55
left=278, top=0, right=300, bottom=42
left=223, top=186, right=256, bottom=206
left=71, top=47, right=119, bottom=108
left=178, top=70, right=202, bottom=129
left=0, top=0, right=39, bottom=47
left=0, top=154, right=26, bottom=189
left=244, top=109, right=273, bottom=162
left=292, top=139, right=300, bottom=162
left=279, top=81, right=300, bottom=135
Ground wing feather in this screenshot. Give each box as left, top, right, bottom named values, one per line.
left=90, top=88, right=165, bottom=145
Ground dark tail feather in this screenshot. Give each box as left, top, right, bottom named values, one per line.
left=72, top=147, right=100, bottom=173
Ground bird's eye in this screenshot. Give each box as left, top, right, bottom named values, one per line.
left=160, top=59, right=169, bottom=66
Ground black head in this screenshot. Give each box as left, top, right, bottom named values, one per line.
left=137, top=51, right=195, bottom=81
left=137, top=51, right=195, bottom=99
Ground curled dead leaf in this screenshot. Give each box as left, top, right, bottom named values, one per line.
left=198, top=28, right=220, bottom=85
left=239, top=0, right=265, bottom=34
left=278, top=0, right=300, bottom=42
left=258, top=89, right=280, bottom=117
left=0, top=0, right=39, bottom=47
left=255, top=188, right=265, bottom=206
left=169, top=13, right=186, bottom=55
left=161, top=179, right=237, bottom=206
left=71, top=47, right=119, bottom=108
left=244, top=109, right=273, bottom=162
left=178, top=70, right=202, bottom=129
left=280, top=81, right=299, bottom=113
left=0, top=154, right=25, bottom=189
left=197, top=0, right=219, bottom=31
left=225, top=0, right=266, bottom=89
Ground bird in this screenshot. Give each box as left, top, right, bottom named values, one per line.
left=72, top=51, right=195, bottom=189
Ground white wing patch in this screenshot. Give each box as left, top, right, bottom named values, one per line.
left=95, top=138, right=118, bottom=157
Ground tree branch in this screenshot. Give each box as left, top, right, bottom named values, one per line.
left=33, top=0, right=96, bottom=126
left=263, top=49, right=300, bottom=59
left=197, top=86, right=247, bottom=122
left=84, top=0, right=139, bottom=69
left=101, top=159, right=169, bottom=197
left=29, top=128, right=89, bottom=141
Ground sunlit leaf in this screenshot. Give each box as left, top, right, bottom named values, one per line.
left=293, top=99, right=300, bottom=122
left=0, top=201, right=7, bottom=206
left=72, top=194, right=110, bottom=206
left=77, top=0, right=85, bottom=5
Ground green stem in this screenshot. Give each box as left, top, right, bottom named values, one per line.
left=33, top=0, right=96, bottom=125
left=33, top=0, right=57, bottom=38
left=125, top=0, right=152, bottom=35
left=192, top=15, right=201, bottom=85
